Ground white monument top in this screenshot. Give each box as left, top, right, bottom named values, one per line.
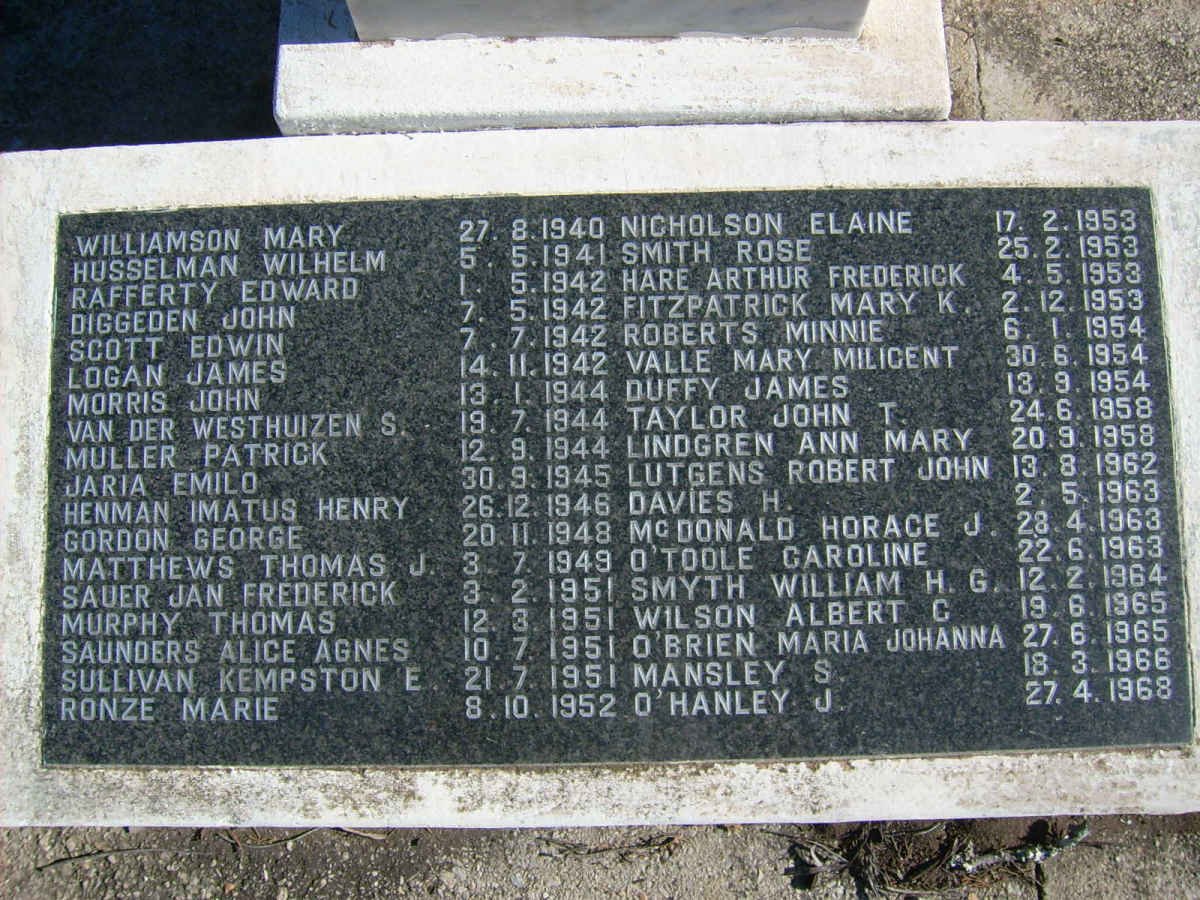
left=345, top=0, right=872, bottom=40
left=275, top=0, right=949, bottom=134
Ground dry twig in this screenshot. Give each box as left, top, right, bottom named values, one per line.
left=36, top=845, right=213, bottom=872
left=539, top=832, right=682, bottom=861
left=216, top=827, right=319, bottom=851
left=949, top=821, right=1090, bottom=874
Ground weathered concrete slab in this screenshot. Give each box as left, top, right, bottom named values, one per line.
left=2, top=121, right=1200, bottom=826
left=274, top=0, right=949, bottom=134
left=944, top=0, right=1200, bottom=122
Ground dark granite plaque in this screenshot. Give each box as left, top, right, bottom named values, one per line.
left=42, top=188, right=1193, bottom=765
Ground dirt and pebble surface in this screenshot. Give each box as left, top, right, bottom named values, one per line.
left=944, top=0, right=1200, bottom=121
left=3, top=817, right=1200, bottom=898
left=3, top=1, right=1200, bottom=896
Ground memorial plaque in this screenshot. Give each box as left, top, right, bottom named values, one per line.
left=42, top=187, right=1193, bottom=766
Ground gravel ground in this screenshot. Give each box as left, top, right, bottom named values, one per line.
left=2, top=1, right=1199, bottom=897
left=4, top=817, right=1200, bottom=898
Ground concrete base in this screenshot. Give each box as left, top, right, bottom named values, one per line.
left=3, top=121, right=1200, bottom=827
left=274, top=0, right=950, bottom=134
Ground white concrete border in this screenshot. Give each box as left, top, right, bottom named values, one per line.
left=2, top=121, right=1198, bottom=826
left=273, top=0, right=950, bottom=134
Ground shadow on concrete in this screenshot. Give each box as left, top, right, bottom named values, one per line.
left=1, top=0, right=281, bottom=151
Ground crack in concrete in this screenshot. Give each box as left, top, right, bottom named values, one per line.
left=972, top=34, right=987, bottom=120
left=946, top=24, right=987, bottom=120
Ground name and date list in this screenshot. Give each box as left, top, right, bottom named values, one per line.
left=41, top=189, right=1193, bottom=765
